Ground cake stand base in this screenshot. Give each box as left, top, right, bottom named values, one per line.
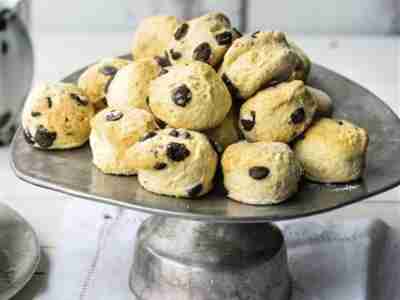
left=130, top=216, right=291, bottom=300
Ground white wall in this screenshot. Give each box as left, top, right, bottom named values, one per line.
left=32, top=0, right=399, bottom=34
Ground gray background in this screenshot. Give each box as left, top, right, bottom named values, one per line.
left=32, top=0, right=400, bottom=34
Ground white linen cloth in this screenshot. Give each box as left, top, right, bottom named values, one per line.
left=40, top=199, right=400, bottom=300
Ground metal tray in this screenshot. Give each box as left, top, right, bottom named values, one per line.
left=10, top=62, right=400, bottom=222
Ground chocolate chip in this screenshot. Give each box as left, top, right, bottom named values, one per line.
left=100, top=65, right=118, bottom=76
left=154, top=52, right=171, bottom=68
left=70, top=93, right=88, bottom=106
left=249, top=166, right=270, bottom=180
left=154, top=162, right=167, bottom=170
left=23, top=129, right=34, bottom=145
left=215, top=31, right=233, bottom=46
left=155, top=118, right=167, bottom=129
left=232, top=27, right=242, bottom=37
left=251, top=31, right=260, bottom=38
left=193, top=42, right=211, bottom=63
left=221, top=73, right=243, bottom=102
left=140, top=131, right=157, bottom=142
left=187, top=183, right=203, bottom=197
left=174, top=23, right=189, bottom=40
left=337, top=120, right=344, bottom=125
left=172, top=84, right=192, bottom=107
left=47, top=97, right=52, bottom=108
left=0, top=111, right=11, bottom=128
left=241, top=111, right=256, bottom=131
left=169, top=129, right=180, bottom=137
left=1, top=40, right=8, bottom=55
left=215, top=14, right=231, bottom=26
left=290, top=108, right=305, bottom=124
left=169, top=49, right=182, bottom=60
left=34, top=125, right=57, bottom=148
left=105, top=110, right=123, bottom=121
left=159, top=68, right=169, bottom=76
left=182, top=131, right=191, bottom=139
left=166, top=142, right=190, bottom=162
left=31, top=111, right=41, bottom=117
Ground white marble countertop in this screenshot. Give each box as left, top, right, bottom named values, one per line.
left=0, top=32, right=398, bottom=299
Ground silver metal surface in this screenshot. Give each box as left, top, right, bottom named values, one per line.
left=10, top=63, right=400, bottom=222
left=0, top=0, right=33, bottom=145
left=0, top=201, right=40, bottom=299
left=130, top=216, right=291, bottom=300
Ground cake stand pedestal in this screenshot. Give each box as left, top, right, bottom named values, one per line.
left=131, top=217, right=290, bottom=300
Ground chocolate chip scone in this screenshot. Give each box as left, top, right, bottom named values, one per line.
left=306, top=86, right=333, bottom=118
left=131, top=15, right=180, bottom=60
left=126, top=128, right=218, bottom=198
left=288, top=40, right=311, bottom=82
left=204, top=106, right=241, bottom=153
left=165, top=12, right=240, bottom=67
left=239, top=80, right=317, bottom=143
left=107, top=58, right=161, bottom=111
left=22, top=83, right=95, bottom=149
left=90, top=107, right=158, bottom=175
left=222, top=141, right=303, bottom=205
left=149, top=61, right=232, bottom=130
left=78, top=58, right=130, bottom=111
left=293, top=118, right=368, bottom=183
left=218, top=31, right=298, bottom=101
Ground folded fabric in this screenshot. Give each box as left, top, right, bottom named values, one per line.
left=41, top=199, right=400, bottom=300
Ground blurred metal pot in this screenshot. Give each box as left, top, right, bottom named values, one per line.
left=0, top=0, right=33, bottom=145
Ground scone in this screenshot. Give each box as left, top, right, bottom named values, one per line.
left=222, top=141, right=303, bottom=205
left=293, top=118, right=368, bottom=183
left=78, top=58, right=130, bottom=110
left=149, top=61, right=232, bottom=130
left=288, top=40, right=311, bottom=81
left=131, top=15, right=180, bottom=60
left=126, top=128, right=218, bottom=198
left=90, top=107, right=158, bottom=175
left=204, top=107, right=241, bottom=153
left=165, top=12, right=239, bottom=67
left=218, top=31, right=298, bottom=100
left=22, top=83, right=95, bottom=149
left=240, top=80, right=317, bottom=143
left=106, top=58, right=161, bottom=112
left=306, top=86, right=333, bottom=117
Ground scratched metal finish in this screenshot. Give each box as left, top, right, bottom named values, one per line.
left=0, top=202, right=40, bottom=299
left=10, top=62, right=400, bottom=222
left=130, top=216, right=291, bottom=300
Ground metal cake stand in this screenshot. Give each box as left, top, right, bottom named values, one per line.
left=10, top=62, right=400, bottom=300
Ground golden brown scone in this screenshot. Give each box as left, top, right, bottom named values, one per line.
left=106, top=58, right=161, bottom=111
left=218, top=31, right=298, bottom=101
left=306, top=86, right=333, bottom=118
left=22, top=83, right=95, bottom=149
left=204, top=106, right=241, bottom=153
left=288, top=40, right=311, bottom=81
left=78, top=58, right=130, bottom=111
left=131, top=15, right=180, bottom=60
left=90, top=107, right=158, bottom=175
left=239, top=80, right=317, bottom=143
left=149, top=61, right=232, bottom=130
left=165, top=12, right=240, bottom=67
left=126, top=128, right=218, bottom=198
left=293, top=118, right=368, bottom=183
left=222, top=141, right=303, bottom=205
